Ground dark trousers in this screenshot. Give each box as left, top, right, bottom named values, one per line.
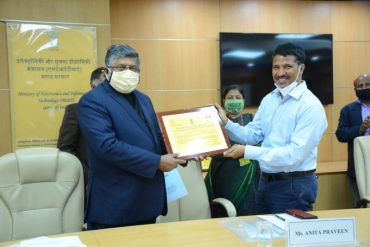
left=87, top=218, right=157, bottom=230
left=348, top=175, right=360, bottom=207
left=256, top=173, right=318, bottom=214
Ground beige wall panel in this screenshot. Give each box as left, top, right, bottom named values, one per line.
left=112, top=40, right=220, bottom=91
left=108, top=0, right=369, bottom=178
left=317, top=133, right=332, bottom=163
left=317, top=161, right=346, bottom=174
left=331, top=2, right=370, bottom=41
left=0, top=0, right=110, bottom=24
left=331, top=89, right=356, bottom=163
left=96, top=26, right=112, bottom=65
left=332, top=134, right=347, bottom=162
left=332, top=87, right=357, bottom=127
left=220, top=0, right=332, bottom=33
left=110, top=0, right=219, bottom=39
left=334, top=42, right=370, bottom=88
left=144, top=91, right=219, bottom=112
left=314, top=173, right=352, bottom=210
left=323, top=105, right=332, bottom=134
left=0, top=23, right=9, bottom=89
left=0, top=92, right=12, bottom=155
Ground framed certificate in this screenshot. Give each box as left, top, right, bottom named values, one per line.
left=157, top=105, right=231, bottom=159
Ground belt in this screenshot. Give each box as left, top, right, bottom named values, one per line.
left=261, top=169, right=316, bottom=181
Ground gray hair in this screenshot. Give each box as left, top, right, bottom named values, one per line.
left=105, top=44, right=140, bottom=67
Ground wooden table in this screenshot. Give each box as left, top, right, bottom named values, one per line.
left=1, top=208, right=369, bottom=247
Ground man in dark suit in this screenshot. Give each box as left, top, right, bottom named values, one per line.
left=77, top=44, right=186, bottom=230
left=57, top=67, right=105, bottom=190
left=336, top=73, right=370, bottom=207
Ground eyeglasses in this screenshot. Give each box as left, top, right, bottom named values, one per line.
left=107, top=65, right=140, bottom=73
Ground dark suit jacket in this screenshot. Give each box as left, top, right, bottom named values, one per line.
left=335, top=101, right=363, bottom=178
left=57, top=103, right=88, bottom=184
left=77, top=81, right=167, bottom=225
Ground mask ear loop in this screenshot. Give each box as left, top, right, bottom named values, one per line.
left=295, top=65, right=302, bottom=83
left=103, top=67, right=112, bottom=82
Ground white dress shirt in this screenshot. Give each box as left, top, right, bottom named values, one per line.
left=225, top=81, right=328, bottom=173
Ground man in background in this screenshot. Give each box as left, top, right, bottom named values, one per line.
left=78, top=44, right=186, bottom=230
left=216, top=43, right=327, bottom=214
left=57, top=67, right=105, bottom=194
left=335, top=73, right=370, bottom=207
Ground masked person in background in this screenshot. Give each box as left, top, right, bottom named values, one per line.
left=205, top=84, right=260, bottom=216
left=336, top=73, right=370, bottom=207
left=78, top=44, right=186, bottom=230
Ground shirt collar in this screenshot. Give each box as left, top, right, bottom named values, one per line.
left=290, top=81, right=307, bottom=99
left=272, top=81, right=307, bottom=100
left=356, top=99, right=370, bottom=107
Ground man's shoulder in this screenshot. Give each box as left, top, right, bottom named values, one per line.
left=260, top=90, right=277, bottom=103
left=64, top=103, right=78, bottom=114
left=342, top=101, right=359, bottom=109
left=66, top=103, right=78, bottom=108
left=134, top=90, right=151, bottom=102
left=301, top=87, right=323, bottom=106
left=80, top=82, right=109, bottom=100
left=134, top=89, right=148, bottom=98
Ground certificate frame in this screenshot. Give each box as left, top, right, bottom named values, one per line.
left=157, top=105, right=231, bottom=160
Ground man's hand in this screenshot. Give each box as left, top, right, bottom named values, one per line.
left=192, top=156, right=205, bottom=162
left=360, top=115, right=370, bottom=134
left=214, top=103, right=228, bottom=125
left=223, top=144, right=245, bottom=159
left=159, top=153, right=186, bottom=172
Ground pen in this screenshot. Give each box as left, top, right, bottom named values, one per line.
left=274, top=214, right=285, bottom=221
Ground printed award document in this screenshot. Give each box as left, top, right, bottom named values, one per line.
left=157, top=105, right=230, bottom=159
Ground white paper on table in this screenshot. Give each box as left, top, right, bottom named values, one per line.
left=257, top=213, right=301, bottom=230
left=6, top=236, right=86, bottom=247
left=164, top=168, right=188, bottom=203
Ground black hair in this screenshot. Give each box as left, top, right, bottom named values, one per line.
left=272, top=43, right=306, bottom=64
left=221, top=84, right=246, bottom=107
left=105, top=44, right=140, bottom=67
left=90, top=67, right=105, bottom=83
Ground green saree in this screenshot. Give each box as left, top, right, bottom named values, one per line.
left=204, top=113, right=260, bottom=216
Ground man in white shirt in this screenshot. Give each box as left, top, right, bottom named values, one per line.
left=215, top=43, right=328, bottom=214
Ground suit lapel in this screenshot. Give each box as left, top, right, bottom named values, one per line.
left=103, top=83, right=153, bottom=140
left=134, top=91, right=161, bottom=152
left=351, top=103, right=363, bottom=124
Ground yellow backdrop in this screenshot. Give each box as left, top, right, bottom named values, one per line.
left=7, top=23, right=97, bottom=149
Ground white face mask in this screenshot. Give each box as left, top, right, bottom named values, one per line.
left=275, top=65, right=301, bottom=98
left=109, top=69, right=140, bottom=94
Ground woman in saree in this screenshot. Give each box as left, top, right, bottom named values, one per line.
left=205, top=84, right=260, bottom=216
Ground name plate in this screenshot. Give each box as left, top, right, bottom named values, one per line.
left=287, top=217, right=357, bottom=246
